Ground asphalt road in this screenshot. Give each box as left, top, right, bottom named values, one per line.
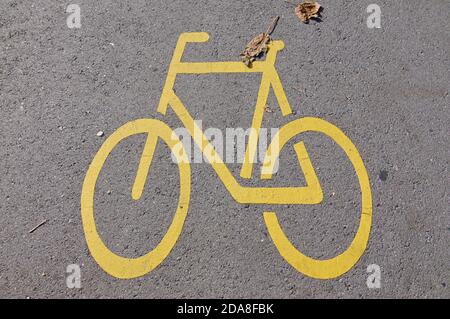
left=0, top=0, right=449, bottom=298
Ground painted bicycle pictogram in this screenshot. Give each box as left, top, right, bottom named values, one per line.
left=81, top=32, right=372, bottom=279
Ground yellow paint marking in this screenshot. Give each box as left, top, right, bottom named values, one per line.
left=240, top=70, right=272, bottom=179
left=81, top=32, right=372, bottom=280
left=81, top=119, right=190, bottom=279
left=261, top=117, right=372, bottom=279
left=132, top=134, right=158, bottom=200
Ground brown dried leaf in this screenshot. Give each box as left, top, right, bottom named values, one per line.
left=240, top=16, right=279, bottom=67
left=240, top=33, right=271, bottom=67
left=295, top=0, right=321, bottom=23
left=264, top=105, right=273, bottom=113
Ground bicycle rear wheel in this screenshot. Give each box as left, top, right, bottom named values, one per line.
left=81, top=119, right=191, bottom=279
left=262, top=117, right=372, bottom=279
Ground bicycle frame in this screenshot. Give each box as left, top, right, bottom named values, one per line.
left=132, top=32, right=324, bottom=205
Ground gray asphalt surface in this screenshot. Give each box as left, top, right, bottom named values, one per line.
left=1, top=0, right=449, bottom=298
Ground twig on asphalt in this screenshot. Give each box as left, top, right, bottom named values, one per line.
left=29, top=220, right=48, bottom=233
left=266, top=16, right=280, bottom=36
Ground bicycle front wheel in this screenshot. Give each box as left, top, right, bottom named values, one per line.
left=81, top=119, right=191, bottom=279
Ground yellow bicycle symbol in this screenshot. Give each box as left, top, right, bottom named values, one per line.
left=81, top=32, right=372, bottom=280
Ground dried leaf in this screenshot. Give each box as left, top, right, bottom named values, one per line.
left=240, top=33, right=271, bottom=67
left=240, top=17, right=279, bottom=67
left=295, top=0, right=321, bottom=23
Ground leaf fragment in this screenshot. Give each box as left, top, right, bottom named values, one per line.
left=295, top=0, right=321, bottom=23
left=240, top=33, right=271, bottom=67
left=240, top=17, right=279, bottom=67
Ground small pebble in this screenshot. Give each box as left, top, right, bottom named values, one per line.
left=97, top=131, right=104, bottom=137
